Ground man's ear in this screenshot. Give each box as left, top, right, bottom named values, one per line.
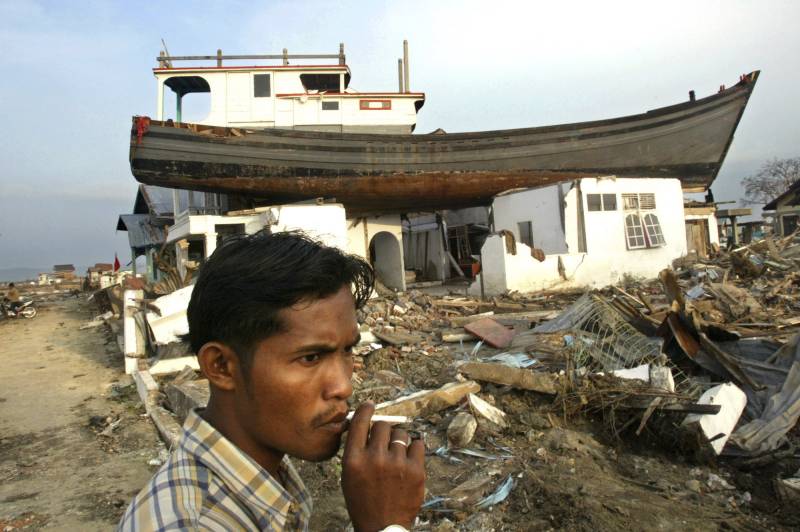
left=197, top=342, right=240, bottom=392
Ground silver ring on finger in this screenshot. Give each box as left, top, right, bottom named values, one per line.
left=389, top=428, right=409, bottom=448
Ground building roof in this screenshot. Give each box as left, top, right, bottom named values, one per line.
left=88, top=263, right=114, bottom=273
left=117, top=214, right=167, bottom=251
left=764, top=179, right=800, bottom=211
left=133, top=185, right=175, bottom=217
left=53, top=264, right=75, bottom=272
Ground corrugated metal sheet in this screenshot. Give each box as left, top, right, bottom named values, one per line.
left=134, top=185, right=175, bottom=216
left=117, top=214, right=167, bottom=250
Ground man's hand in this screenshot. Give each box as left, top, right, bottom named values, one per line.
left=342, top=402, right=425, bottom=532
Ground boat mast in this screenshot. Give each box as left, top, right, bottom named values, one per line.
left=403, top=40, right=410, bottom=93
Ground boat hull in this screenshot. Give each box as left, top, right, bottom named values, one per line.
left=130, top=72, right=758, bottom=214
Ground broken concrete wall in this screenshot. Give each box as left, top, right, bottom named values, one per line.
left=473, top=177, right=690, bottom=294
left=492, top=184, right=568, bottom=254
left=347, top=214, right=406, bottom=291
left=146, top=285, right=193, bottom=345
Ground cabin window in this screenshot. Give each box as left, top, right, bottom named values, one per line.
left=321, top=101, right=339, bottom=111
left=360, top=100, right=392, bottom=110
left=518, top=221, right=534, bottom=247
left=254, top=74, right=271, bottom=97
left=587, top=193, right=617, bottom=212
left=163, top=76, right=211, bottom=122
left=625, top=213, right=665, bottom=250
left=300, top=73, right=340, bottom=92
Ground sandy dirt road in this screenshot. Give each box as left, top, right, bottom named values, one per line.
left=0, top=296, right=161, bottom=531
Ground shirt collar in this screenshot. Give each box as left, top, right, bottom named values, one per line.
left=180, top=408, right=312, bottom=528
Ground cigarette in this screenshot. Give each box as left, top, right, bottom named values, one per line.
left=346, top=412, right=409, bottom=424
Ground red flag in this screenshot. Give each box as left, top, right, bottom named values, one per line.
left=113, top=253, right=121, bottom=273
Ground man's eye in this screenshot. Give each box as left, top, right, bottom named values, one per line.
left=300, top=354, right=320, bottom=364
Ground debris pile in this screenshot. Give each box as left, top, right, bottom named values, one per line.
left=133, top=232, right=800, bottom=529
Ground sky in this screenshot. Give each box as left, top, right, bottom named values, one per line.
left=1, top=0, right=798, bottom=272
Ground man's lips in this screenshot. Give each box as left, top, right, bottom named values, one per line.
left=318, top=410, right=349, bottom=433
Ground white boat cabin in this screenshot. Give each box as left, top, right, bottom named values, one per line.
left=154, top=43, right=425, bottom=134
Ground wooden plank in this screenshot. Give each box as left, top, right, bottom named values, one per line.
left=664, top=312, right=701, bottom=357
left=449, top=309, right=558, bottom=327
left=375, top=381, right=480, bottom=417
left=464, top=318, right=514, bottom=348
left=459, top=362, right=558, bottom=394
left=623, top=401, right=721, bottom=415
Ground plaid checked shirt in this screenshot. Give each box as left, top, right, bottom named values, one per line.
left=118, top=408, right=312, bottom=531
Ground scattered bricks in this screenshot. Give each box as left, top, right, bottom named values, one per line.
left=374, top=369, right=406, bottom=387
left=373, top=329, right=423, bottom=346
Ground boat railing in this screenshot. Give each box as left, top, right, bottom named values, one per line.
left=156, top=43, right=346, bottom=68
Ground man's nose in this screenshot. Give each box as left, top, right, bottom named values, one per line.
left=322, top=352, right=353, bottom=400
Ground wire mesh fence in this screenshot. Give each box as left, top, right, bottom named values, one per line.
left=536, top=294, right=702, bottom=398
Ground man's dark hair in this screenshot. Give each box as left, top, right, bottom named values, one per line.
left=186, top=230, right=374, bottom=369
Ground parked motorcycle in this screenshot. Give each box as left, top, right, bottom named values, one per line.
left=1, top=299, right=37, bottom=319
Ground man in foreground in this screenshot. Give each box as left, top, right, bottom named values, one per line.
left=119, top=231, right=425, bottom=531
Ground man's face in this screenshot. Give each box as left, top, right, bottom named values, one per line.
left=232, top=286, right=359, bottom=462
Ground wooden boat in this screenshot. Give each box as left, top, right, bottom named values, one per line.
left=130, top=71, right=759, bottom=214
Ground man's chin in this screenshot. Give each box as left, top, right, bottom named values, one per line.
left=293, top=436, right=343, bottom=462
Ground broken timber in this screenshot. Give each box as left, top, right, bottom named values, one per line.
left=459, top=362, right=559, bottom=394
left=375, top=380, right=481, bottom=417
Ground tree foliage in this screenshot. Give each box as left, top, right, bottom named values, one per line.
left=741, top=157, right=800, bottom=206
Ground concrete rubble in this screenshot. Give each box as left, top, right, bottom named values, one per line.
left=86, top=230, right=800, bottom=529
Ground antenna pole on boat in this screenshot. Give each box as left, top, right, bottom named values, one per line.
left=397, top=58, right=404, bottom=93
left=160, top=38, right=173, bottom=68
left=403, top=40, right=410, bottom=93
left=339, top=42, right=345, bottom=65
left=216, top=49, right=222, bottom=67
left=282, top=48, right=289, bottom=66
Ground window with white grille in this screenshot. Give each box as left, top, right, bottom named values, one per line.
left=622, top=193, right=656, bottom=210
left=625, top=212, right=665, bottom=249
left=639, top=193, right=656, bottom=210
left=643, top=213, right=665, bottom=246
left=625, top=214, right=646, bottom=249
left=622, top=194, right=638, bottom=210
